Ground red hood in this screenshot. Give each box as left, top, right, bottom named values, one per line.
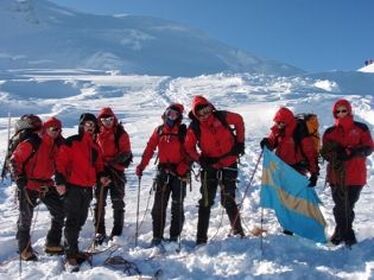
left=191, top=95, right=215, bottom=118
left=273, top=107, right=296, bottom=136
left=43, top=117, right=62, bottom=129
left=273, top=107, right=295, bottom=126
left=98, top=107, right=118, bottom=127
left=333, top=99, right=352, bottom=119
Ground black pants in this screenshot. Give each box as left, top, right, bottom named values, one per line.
left=151, top=170, right=186, bottom=240
left=94, top=169, right=126, bottom=237
left=64, top=184, right=92, bottom=257
left=197, top=164, right=243, bottom=243
left=17, top=187, right=64, bottom=253
left=331, top=185, right=363, bottom=241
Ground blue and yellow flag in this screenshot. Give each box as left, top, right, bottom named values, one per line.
left=260, top=148, right=327, bottom=243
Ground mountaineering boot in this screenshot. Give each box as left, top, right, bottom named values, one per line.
left=45, top=244, right=64, bottom=255
left=232, top=228, right=245, bottom=238
left=195, top=238, right=207, bottom=247
left=344, top=229, right=357, bottom=247
left=150, top=238, right=163, bottom=247
left=94, top=233, right=108, bottom=246
left=330, top=228, right=343, bottom=245
left=20, top=247, right=38, bottom=261
left=283, top=229, right=294, bottom=236
left=65, top=257, right=80, bottom=273
left=168, top=236, right=178, bottom=242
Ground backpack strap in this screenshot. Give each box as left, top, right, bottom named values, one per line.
left=157, top=124, right=186, bottom=142
left=189, top=110, right=236, bottom=142
left=21, top=134, right=42, bottom=175
left=114, top=123, right=126, bottom=152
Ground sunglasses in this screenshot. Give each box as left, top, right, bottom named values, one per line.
left=335, top=109, right=348, bottom=114
left=165, top=108, right=180, bottom=121
left=48, top=127, right=61, bottom=132
left=197, top=106, right=213, bottom=118
left=84, top=121, right=96, bottom=128
left=100, top=116, right=114, bottom=122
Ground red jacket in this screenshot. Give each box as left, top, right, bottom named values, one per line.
left=97, top=107, right=132, bottom=172
left=322, top=99, right=373, bottom=186
left=184, top=96, right=245, bottom=169
left=267, top=107, right=319, bottom=174
left=56, top=132, right=104, bottom=188
left=10, top=133, right=58, bottom=191
left=138, top=124, right=189, bottom=175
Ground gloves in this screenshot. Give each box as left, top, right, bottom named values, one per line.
left=260, top=138, right=271, bottom=150
left=54, top=172, right=66, bottom=186
left=110, top=152, right=133, bottom=168
left=136, top=165, right=144, bottom=177
left=350, top=146, right=372, bottom=157
left=199, top=155, right=218, bottom=168
left=176, top=162, right=190, bottom=177
left=232, top=143, right=245, bottom=156
left=16, top=176, right=27, bottom=191
left=308, top=173, right=318, bottom=187
left=335, top=146, right=353, bottom=161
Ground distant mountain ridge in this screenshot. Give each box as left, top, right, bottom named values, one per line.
left=0, top=0, right=304, bottom=77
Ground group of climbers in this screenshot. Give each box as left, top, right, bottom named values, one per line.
left=5, top=96, right=373, bottom=271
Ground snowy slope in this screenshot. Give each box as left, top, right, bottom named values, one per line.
left=0, top=70, right=373, bottom=279
left=358, top=63, right=374, bottom=73
left=0, top=0, right=303, bottom=77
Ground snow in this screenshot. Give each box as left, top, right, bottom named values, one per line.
left=358, top=63, right=374, bottom=73
left=0, top=70, right=373, bottom=280
left=0, top=0, right=374, bottom=279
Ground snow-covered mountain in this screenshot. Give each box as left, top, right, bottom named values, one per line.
left=0, top=0, right=303, bottom=77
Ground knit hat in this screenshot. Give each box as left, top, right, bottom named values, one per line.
left=79, top=113, right=97, bottom=126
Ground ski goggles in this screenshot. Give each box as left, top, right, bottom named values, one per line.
left=165, top=108, right=180, bottom=121
left=197, top=105, right=213, bottom=118
left=48, top=127, right=61, bottom=133
left=100, top=116, right=114, bottom=123
left=84, top=121, right=96, bottom=128
left=275, top=121, right=286, bottom=128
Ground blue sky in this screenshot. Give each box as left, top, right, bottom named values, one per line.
left=50, top=0, right=374, bottom=73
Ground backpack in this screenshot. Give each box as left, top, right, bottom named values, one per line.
left=293, top=113, right=320, bottom=159
left=189, top=110, right=236, bottom=141
left=1, top=115, right=42, bottom=180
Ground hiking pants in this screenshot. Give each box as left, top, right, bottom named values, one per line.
left=331, top=185, right=363, bottom=241
left=17, top=187, right=64, bottom=253
left=197, top=164, right=243, bottom=243
left=94, top=169, right=126, bottom=237
left=64, top=184, right=92, bottom=257
left=151, top=169, right=186, bottom=240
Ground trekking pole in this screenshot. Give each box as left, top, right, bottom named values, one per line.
left=177, top=178, right=184, bottom=252
left=240, top=150, right=263, bottom=203
left=260, top=207, right=264, bottom=260
left=135, top=176, right=141, bottom=247
left=229, top=150, right=263, bottom=236
left=1, top=112, right=11, bottom=183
